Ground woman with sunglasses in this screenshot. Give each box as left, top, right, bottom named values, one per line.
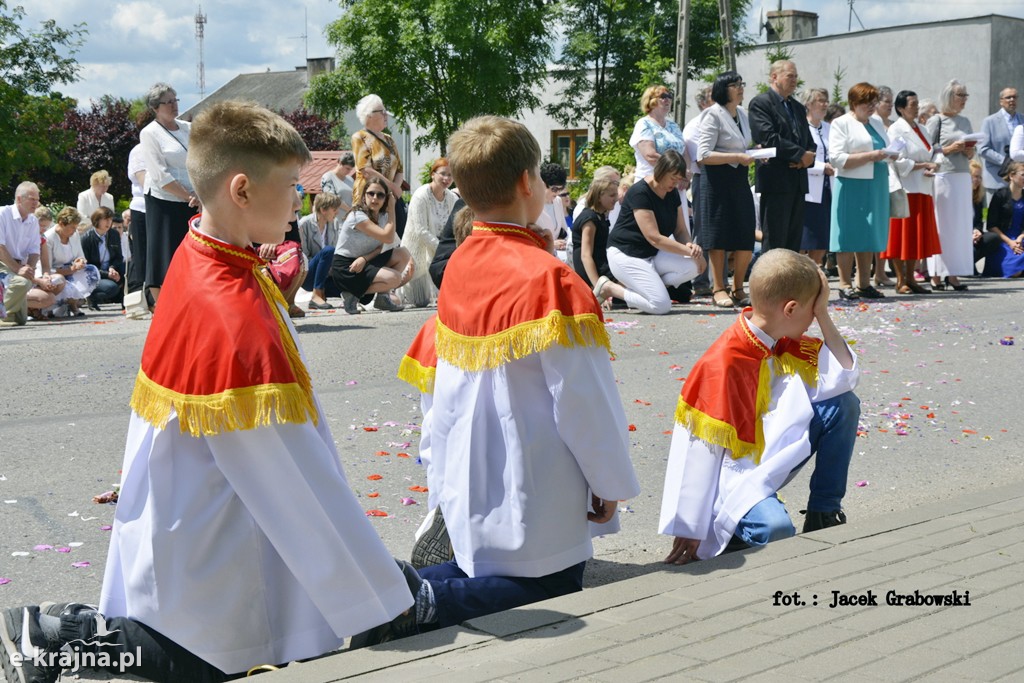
left=631, top=86, right=689, bottom=184
left=329, top=178, right=413, bottom=314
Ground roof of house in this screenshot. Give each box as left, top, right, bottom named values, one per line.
left=301, top=151, right=352, bottom=196
left=183, top=69, right=310, bottom=119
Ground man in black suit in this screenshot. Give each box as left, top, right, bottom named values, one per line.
left=81, top=208, right=125, bottom=308
left=749, top=60, right=817, bottom=252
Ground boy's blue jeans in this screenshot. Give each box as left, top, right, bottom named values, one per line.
left=734, top=391, right=860, bottom=547
left=418, top=559, right=586, bottom=628
left=301, top=245, right=341, bottom=297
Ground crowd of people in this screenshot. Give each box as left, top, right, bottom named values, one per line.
left=4, top=55, right=1022, bottom=680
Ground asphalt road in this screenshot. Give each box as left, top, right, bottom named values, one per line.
left=2, top=278, right=1023, bottom=638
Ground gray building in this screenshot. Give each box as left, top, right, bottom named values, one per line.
left=684, top=13, right=1024, bottom=126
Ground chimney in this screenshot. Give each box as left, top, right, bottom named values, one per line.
left=306, top=57, right=336, bottom=81
left=766, top=10, right=818, bottom=42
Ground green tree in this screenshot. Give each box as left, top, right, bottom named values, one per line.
left=0, top=1, right=85, bottom=189
left=307, top=0, right=552, bottom=156
left=548, top=0, right=752, bottom=144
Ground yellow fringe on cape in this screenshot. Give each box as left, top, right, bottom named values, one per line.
left=129, top=263, right=318, bottom=437
left=436, top=311, right=610, bottom=372
left=131, top=370, right=317, bottom=437
left=397, top=355, right=436, bottom=395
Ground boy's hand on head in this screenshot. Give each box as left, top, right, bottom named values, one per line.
left=587, top=494, right=617, bottom=524
left=665, top=537, right=700, bottom=565
left=813, top=267, right=831, bottom=320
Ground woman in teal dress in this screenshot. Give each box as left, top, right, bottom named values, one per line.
left=828, top=83, right=897, bottom=299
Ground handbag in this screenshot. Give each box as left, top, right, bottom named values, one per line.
left=888, top=160, right=909, bottom=219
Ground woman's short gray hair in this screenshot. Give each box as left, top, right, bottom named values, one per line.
left=801, top=88, right=828, bottom=107
left=144, top=83, right=175, bottom=111
left=939, top=79, right=964, bottom=114
left=356, top=94, right=385, bottom=126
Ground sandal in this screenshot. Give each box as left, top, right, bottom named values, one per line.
left=907, top=282, right=931, bottom=294
left=592, top=275, right=612, bottom=304
left=838, top=287, right=859, bottom=300
left=855, top=285, right=885, bottom=299
left=932, top=281, right=947, bottom=291
left=712, top=289, right=735, bottom=308
left=896, top=285, right=914, bottom=295
left=730, top=289, right=751, bottom=307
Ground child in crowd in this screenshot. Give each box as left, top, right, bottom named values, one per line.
left=659, top=249, right=860, bottom=564
left=1, top=101, right=414, bottom=683
left=356, top=116, right=640, bottom=647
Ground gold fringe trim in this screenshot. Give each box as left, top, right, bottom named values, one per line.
left=774, top=351, right=820, bottom=388
left=131, top=370, right=315, bottom=437
left=397, top=355, right=436, bottom=395
left=436, top=311, right=610, bottom=372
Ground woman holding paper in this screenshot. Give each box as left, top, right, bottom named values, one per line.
left=926, top=79, right=976, bottom=290
left=881, top=90, right=942, bottom=294
left=696, top=70, right=756, bottom=308
left=828, top=82, right=894, bottom=299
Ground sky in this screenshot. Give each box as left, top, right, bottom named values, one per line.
left=20, top=0, right=1024, bottom=111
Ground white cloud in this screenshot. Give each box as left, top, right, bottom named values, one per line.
left=110, top=2, right=193, bottom=46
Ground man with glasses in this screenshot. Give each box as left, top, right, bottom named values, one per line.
left=748, top=60, right=817, bottom=253
left=979, top=87, right=1022, bottom=204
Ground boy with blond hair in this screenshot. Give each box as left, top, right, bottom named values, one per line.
left=2, top=102, right=413, bottom=683
left=356, top=116, right=640, bottom=646
left=660, top=249, right=860, bottom=564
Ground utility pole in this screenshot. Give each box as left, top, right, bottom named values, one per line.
left=718, top=0, right=736, bottom=72
left=195, top=4, right=207, bottom=100
left=674, top=0, right=691, bottom=127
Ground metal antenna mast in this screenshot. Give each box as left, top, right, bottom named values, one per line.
left=195, top=4, right=208, bottom=99
left=847, top=0, right=865, bottom=32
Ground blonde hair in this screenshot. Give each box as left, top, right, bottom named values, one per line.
left=187, top=101, right=311, bottom=202
left=749, top=250, right=820, bottom=310
left=34, top=206, right=54, bottom=223
left=641, top=85, right=671, bottom=114
left=453, top=204, right=475, bottom=246
left=447, top=116, right=541, bottom=213
left=584, top=177, right=618, bottom=214
left=56, top=206, right=81, bottom=227
left=90, top=170, right=111, bottom=187
left=314, top=192, right=342, bottom=214
left=970, top=159, right=986, bottom=205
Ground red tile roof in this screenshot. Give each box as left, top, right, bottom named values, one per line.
left=301, top=151, right=352, bottom=195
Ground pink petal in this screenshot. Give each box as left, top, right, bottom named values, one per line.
left=401, top=497, right=418, bottom=506
left=70, top=561, right=91, bottom=568
left=383, top=421, right=399, bottom=427
left=345, top=380, right=358, bottom=385
left=855, top=480, right=869, bottom=487
left=55, top=547, right=71, bottom=553
left=100, top=526, right=113, bottom=531
left=0, top=578, right=11, bottom=585
left=34, top=545, right=53, bottom=551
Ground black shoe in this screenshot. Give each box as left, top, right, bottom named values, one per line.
left=838, top=287, right=859, bottom=300
left=410, top=509, right=453, bottom=570
left=855, top=285, right=885, bottom=299
left=87, top=299, right=100, bottom=311
left=1, top=606, right=62, bottom=683
left=308, top=299, right=333, bottom=310
left=945, top=277, right=969, bottom=292
left=348, top=560, right=422, bottom=649
left=802, top=509, right=847, bottom=533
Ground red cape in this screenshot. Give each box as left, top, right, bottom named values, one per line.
left=130, top=225, right=316, bottom=436
left=397, top=314, right=437, bottom=394
left=436, top=222, right=609, bottom=371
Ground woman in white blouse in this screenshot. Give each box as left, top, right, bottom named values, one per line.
left=400, top=158, right=456, bottom=307
left=75, top=170, right=115, bottom=228
left=801, top=88, right=835, bottom=268
left=44, top=207, right=100, bottom=316
left=881, top=90, right=942, bottom=294
left=139, top=83, right=199, bottom=302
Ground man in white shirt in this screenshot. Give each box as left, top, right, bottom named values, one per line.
left=979, top=87, right=1022, bottom=204
left=0, top=182, right=59, bottom=324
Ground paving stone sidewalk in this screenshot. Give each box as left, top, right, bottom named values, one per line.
left=269, top=482, right=1024, bottom=682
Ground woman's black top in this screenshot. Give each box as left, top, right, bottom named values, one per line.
left=607, top=180, right=680, bottom=259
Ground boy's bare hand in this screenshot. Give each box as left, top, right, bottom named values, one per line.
left=587, top=495, right=617, bottom=524
left=813, top=267, right=831, bottom=319
left=665, top=537, right=700, bottom=565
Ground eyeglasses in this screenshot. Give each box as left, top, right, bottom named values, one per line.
left=1003, top=95, right=1019, bottom=100
left=955, top=93, right=969, bottom=99
left=659, top=93, right=674, bottom=100
left=557, top=192, right=570, bottom=198
left=365, top=191, right=386, bottom=199
left=371, top=109, right=386, bottom=114
left=549, top=185, right=565, bottom=193
left=728, top=81, right=746, bottom=88
left=159, top=98, right=180, bottom=105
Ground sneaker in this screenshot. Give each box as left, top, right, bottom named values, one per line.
left=802, top=509, right=847, bottom=533
left=410, top=508, right=454, bottom=570
left=0, top=606, right=62, bottom=683
left=342, top=291, right=360, bottom=315
left=348, top=560, right=422, bottom=649
left=373, top=292, right=404, bottom=312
